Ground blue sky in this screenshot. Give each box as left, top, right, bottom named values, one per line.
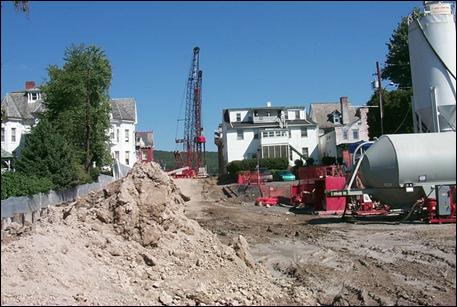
left=1, top=1, right=422, bottom=151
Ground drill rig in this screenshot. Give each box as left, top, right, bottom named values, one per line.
left=172, top=47, right=207, bottom=178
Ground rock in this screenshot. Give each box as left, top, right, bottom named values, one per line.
left=142, top=253, right=156, bottom=266
left=95, top=210, right=111, bottom=223
left=159, top=291, right=173, bottom=305
left=233, top=235, right=256, bottom=268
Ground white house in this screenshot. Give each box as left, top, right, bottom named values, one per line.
left=308, top=96, right=370, bottom=160
left=216, top=102, right=319, bottom=171
left=108, top=98, right=137, bottom=167
left=1, top=81, right=137, bottom=167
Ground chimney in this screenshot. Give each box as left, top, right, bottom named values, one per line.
left=25, top=81, right=36, bottom=90
left=340, top=96, right=350, bottom=124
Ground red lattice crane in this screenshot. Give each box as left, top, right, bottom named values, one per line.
left=174, top=47, right=206, bottom=177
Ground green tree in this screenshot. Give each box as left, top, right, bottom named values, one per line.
left=42, top=44, right=113, bottom=173
left=382, top=8, right=420, bottom=88
left=367, top=88, right=414, bottom=138
left=14, top=117, right=80, bottom=189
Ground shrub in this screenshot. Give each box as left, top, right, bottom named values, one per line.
left=1, top=172, right=54, bottom=200
left=226, top=158, right=288, bottom=175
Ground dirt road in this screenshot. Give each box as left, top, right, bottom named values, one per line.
left=178, top=177, right=456, bottom=306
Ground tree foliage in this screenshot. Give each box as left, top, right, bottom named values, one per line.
left=42, top=44, right=113, bottom=172
left=367, top=88, right=414, bottom=138
left=368, top=8, right=420, bottom=137
left=13, top=1, right=29, bottom=13
left=382, top=8, right=421, bottom=88
left=14, top=118, right=81, bottom=189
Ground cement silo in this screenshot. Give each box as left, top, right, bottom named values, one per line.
left=359, top=132, right=456, bottom=208
left=408, top=1, right=456, bottom=133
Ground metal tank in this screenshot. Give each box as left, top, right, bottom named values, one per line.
left=408, top=1, right=456, bottom=133
left=359, top=132, right=456, bottom=208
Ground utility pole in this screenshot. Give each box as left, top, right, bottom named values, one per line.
left=376, top=61, right=384, bottom=135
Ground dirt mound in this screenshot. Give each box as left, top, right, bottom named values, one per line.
left=1, top=162, right=286, bottom=305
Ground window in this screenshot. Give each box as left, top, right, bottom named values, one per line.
left=31, top=93, right=38, bottom=100
left=295, top=110, right=300, bottom=119
left=262, top=131, right=268, bottom=138
left=275, top=131, right=281, bottom=137
left=285, top=112, right=289, bottom=120
left=289, top=129, right=292, bottom=138
left=343, top=131, right=348, bottom=140
left=1, top=128, right=4, bottom=142
left=116, top=129, right=119, bottom=143
left=333, top=114, right=340, bottom=124
left=110, top=130, right=115, bottom=140
left=11, top=128, right=16, bottom=142
left=254, top=133, right=259, bottom=139
left=237, top=129, right=244, bottom=140
left=353, top=129, right=359, bottom=139
left=302, top=147, right=309, bottom=158
left=142, top=151, right=147, bottom=161
left=236, top=113, right=241, bottom=122
left=261, top=145, right=289, bottom=159
left=125, top=151, right=130, bottom=165
left=115, top=151, right=120, bottom=160
left=268, top=131, right=274, bottom=137
left=301, top=128, right=307, bottom=137
left=125, top=129, right=129, bottom=142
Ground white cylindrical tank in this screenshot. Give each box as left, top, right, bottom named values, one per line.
left=408, top=2, right=456, bottom=132
left=359, top=132, right=456, bottom=208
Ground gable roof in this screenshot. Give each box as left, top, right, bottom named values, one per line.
left=110, top=98, right=136, bottom=122
left=2, top=89, right=137, bottom=122
left=309, top=102, right=359, bottom=129
left=1, top=92, right=44, bottom=120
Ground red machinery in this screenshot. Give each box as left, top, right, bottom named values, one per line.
left=423, top=185, right=456, bottom=224
left=173, top=47, right=206, bottom=179
left=290, top=165, right=347, bottom=214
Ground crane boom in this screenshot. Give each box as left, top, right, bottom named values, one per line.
left=175, top=47, right=206, bottom=176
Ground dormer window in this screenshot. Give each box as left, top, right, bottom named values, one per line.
left=333, top=114, right=341, bottom=124
left=28, top=92, right=41, bottom=103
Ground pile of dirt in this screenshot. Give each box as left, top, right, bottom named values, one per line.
left=1, top=163, right=290, bottom=306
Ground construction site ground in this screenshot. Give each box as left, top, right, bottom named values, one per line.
left=180, top=177, right=456, bottom=306
left=1, top=165, right=455, bottom=306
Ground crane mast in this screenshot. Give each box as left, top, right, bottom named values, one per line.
left=175, top=47, right=206, bottom=176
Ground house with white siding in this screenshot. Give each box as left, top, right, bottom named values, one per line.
left=216, top=102, right=319, bottom=172
left=1, top=81, right=137, bottom=168
left=308, top=96, right=370, bottom=160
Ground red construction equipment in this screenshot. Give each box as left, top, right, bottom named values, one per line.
left=290, top=165, right=347, bottom=214
left=173, top=47, right=207, bottom=178
left=424, top=185, right=456, bottom=224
